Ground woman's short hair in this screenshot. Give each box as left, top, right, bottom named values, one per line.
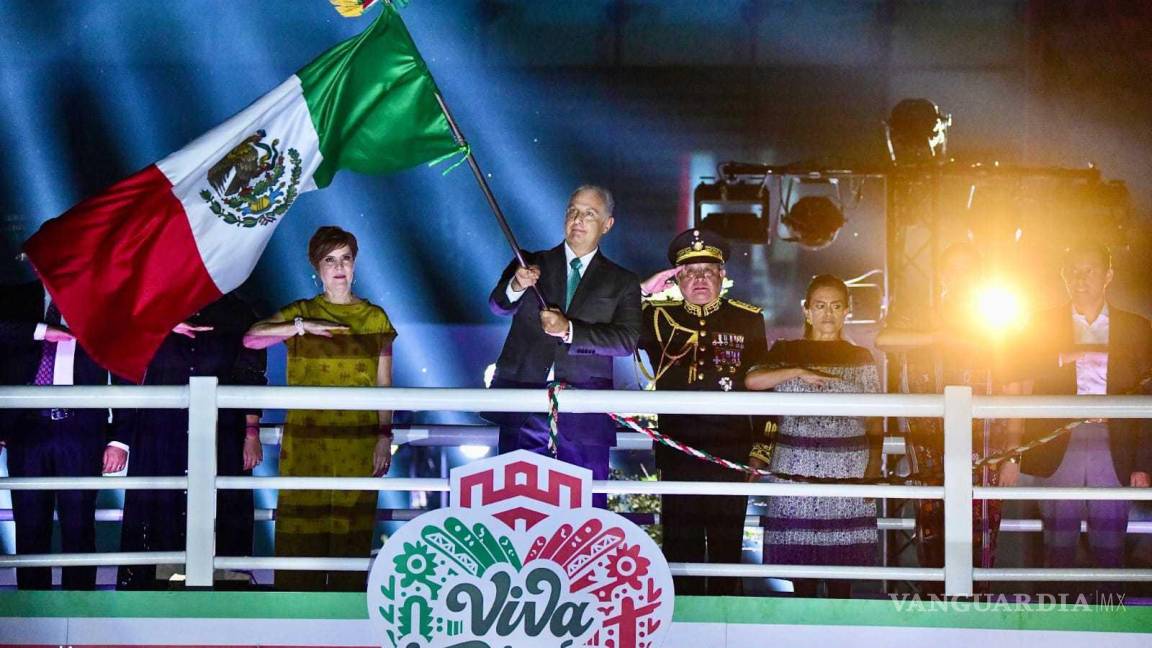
left=308, top=226, right=359, bottom=269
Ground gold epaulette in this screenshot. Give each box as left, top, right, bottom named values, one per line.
left=725, top=298, right=763, bottom=314
left=644, top=299, right=682, bottom=308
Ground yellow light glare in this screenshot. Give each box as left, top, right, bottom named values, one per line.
left=974, top=283, right=1025, bottom=333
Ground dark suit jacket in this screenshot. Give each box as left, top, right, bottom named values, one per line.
left=1021, top=303, right=1152, bottom=480
left=0, top=280, right=125, bottom=446
left=487, top=244, right=642, bottom=445
left=114, top=293, right=266, bottom=559
left=112, top=292, right=267, bottom=473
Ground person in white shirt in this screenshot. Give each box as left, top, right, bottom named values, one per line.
left=1021, top=242, right=1152, bottom=574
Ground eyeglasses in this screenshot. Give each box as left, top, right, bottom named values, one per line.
left=679, top=268, right=720, bottom=282
left=565, top=207, right=602, bottom=225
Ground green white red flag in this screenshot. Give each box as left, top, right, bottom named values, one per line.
left=24, top=4, right=464, bottom=382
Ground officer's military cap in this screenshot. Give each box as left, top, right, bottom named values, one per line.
left=667, top=228, right=730, bottom=266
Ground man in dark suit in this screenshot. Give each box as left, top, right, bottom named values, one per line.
left=0, top=279, right=130, bottom=589
left=1021, top=242, right=1152, bottom=573
left=115, top=292, right=267, bottom=589
left=486, top=185, right=642, bottom=501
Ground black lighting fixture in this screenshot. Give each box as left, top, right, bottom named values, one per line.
left=777, top=177, right=845, bottom=250
left=885, top=98, right=951, bottom=165
left=693, top=173, right=770, bottom=244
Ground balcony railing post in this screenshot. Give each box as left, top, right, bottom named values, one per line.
left=943, top=385, right=974, bottom=596
left=185, top=376, right=219, bottom=587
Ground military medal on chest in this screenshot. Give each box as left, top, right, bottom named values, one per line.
left=711, top=331, right=745, bottom=375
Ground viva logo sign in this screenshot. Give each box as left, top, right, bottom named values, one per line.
left=367, top=451, right=674, bottom=648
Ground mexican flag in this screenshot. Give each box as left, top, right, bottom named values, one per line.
left=23, top=4, right=465, bottom=382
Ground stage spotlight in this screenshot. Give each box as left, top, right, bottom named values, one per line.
left=778, top=195, right=845, bottom=250
left=693, top=180, right=770, bottom=244
left=885, top=98, right=951, bottom=165
left=974, top=282, right=1026, bottom=335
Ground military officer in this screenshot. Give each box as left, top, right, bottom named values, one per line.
left=638, top=228, right=768, bottom=595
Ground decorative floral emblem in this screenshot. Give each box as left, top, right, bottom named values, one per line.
left=199, top=129, right=302, bottom=228
left=368, top=451, right=674, bottom=648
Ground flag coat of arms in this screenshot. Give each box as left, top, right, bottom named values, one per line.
left=24, top=4, right=464, bottom=382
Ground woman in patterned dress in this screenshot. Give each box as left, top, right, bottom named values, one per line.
left=245, top=226, right=396, bottom=590
left=745, top=274, right=882, bottom=598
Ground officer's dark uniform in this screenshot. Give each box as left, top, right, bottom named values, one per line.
left=638, top=229, right=768, bottom=596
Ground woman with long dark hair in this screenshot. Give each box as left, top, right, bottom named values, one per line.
left=745, top=274, right=882, bottom=598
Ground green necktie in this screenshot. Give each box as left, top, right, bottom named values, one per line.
left=565, top=257, right=583, bottom=309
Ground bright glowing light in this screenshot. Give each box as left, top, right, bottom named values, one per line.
left=460, top=445, right=491, bottom=460
left=975, top=283, right=1025, bottom=333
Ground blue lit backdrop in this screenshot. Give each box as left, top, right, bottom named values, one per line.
left=3, top=0, right=1152, bottom=566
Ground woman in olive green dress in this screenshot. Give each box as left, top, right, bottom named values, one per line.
left=245, top=226, right=395, bottom=590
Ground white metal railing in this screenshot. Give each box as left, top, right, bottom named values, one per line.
left=2, top=379, right=1152, bottom=594
left=7, top=508, right=1152, bottom=535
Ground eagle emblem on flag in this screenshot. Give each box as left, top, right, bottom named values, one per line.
left=200, top=129, right=302, bottom=228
